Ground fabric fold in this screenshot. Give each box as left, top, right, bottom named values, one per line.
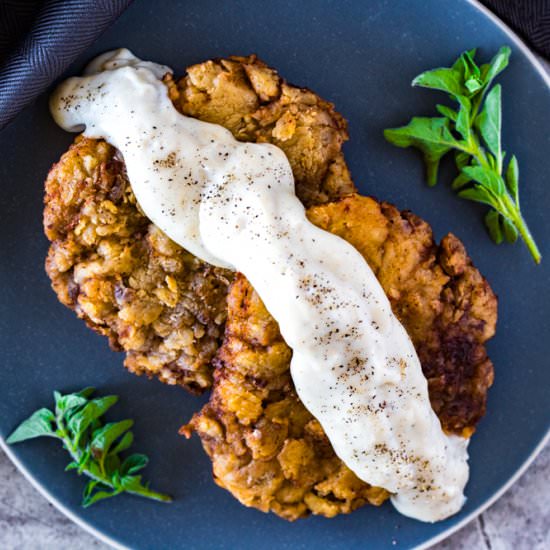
left=0, top=0, right=132, bottom=130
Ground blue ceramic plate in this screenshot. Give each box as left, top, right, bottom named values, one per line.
left=1, top=1, right=548, bottom=548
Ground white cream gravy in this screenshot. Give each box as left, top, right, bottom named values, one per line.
left=50, top=49, right=469, bottom=522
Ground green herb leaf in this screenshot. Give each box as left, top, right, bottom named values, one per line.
left=384, top=117, right=459, bottom=185
left=75, top=387, right=96, bottom=399
left=453, top=48, right=477, bottom=72
left=455, top=96, right=472, bottom=139
left=67, top=395, right=118, bottom=439
left=121, top=453, right=149, bottom=475
left=476, top=85, right=502, bottom=168
left=455, top=151, right=471, bottom=170
left=83, top=479, right=99, bottom=499
left=55, top=393, right=88, bottom=417
left=7, top=408, right=56, bottom=443
left=458, top=186, right=495, bottom=207
left=104, top=454, right=122, bottom=477
left=465, top=76, right=483, bottom=94
left=90, top=420, right=134, bottom=469
left=485, top=210, right=504, bottom=244
left=502, top=216, right=519, bottom=243
left=384, top=45, right=540, bottom=263
left=120, top=474, right=147, bottom=492
left=506, top=155, right=519, bottom=205
left=82, top=482, right=119, bottom=508
left=481, top=46, right=511, bottom=90
left=455, top=151, right=470, bottom=171
left=451, top=172, right=471, bottom=190
left=436, top=104, right=458, bottom=121
left=412, top=67, right=465, bottom=97
left=462, top=165, right=505, bottom=195
left=110, top=469, right=122, bottom=490
left=110, top=430, right=134, bottom=455
left=7, top=388, right=171, bottom=508
left=461, top=50, right=481, bottom=78
left=65, top=461, right=79, bottom=472
left=461, top=50, right=484, bottom=94
left=77, top=448, right=92, bottom=474
left=120, top=475, right=172, bottom=503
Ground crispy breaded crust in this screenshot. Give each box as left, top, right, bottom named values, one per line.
left=43, top=56, right=355, bottom=391
left=176, top=55, right=355, bottom=206
left=44, top=137, right=231, bottom=391
left=186, top=195, right=497, bottom=520
left=45, top=56, right=497, bottom=520
left=308, top=197, right=497, bottom=434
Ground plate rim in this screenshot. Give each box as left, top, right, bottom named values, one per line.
left=1, top=1, right=548, bottom=549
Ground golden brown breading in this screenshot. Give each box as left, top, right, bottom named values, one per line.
left=185, top=194, right=497, bottom=520
left=308, top=197, right=497, bottom=434
left=43, top=56, right=355, bottom=392
left=175, top=55, right=355, bottom=206
left=44, top=137, right=231, bottom=391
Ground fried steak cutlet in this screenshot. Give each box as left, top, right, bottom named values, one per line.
left=44, top=55, right=355, bottom=392
left=185, top=195, right=497, bottom=520
left=45, top=54, right=498, bottom=521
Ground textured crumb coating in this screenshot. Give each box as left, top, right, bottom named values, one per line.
left=186, top=195, right=497, bottom=520
left=43, top=55, right=355, bottom=391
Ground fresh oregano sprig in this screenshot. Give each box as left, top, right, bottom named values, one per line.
left=384, top=46, right=541, bottom=264
left=7, top=387, right=171, bottom=507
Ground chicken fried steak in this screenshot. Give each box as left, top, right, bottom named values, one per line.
left=44, top=56, right=354, bottom=392
left=185, top=195, right=497, bottom=520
